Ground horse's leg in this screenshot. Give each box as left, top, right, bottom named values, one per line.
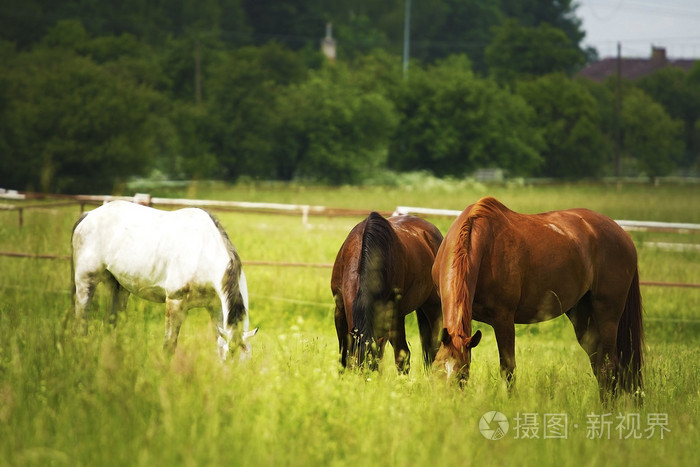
left=334, top=294, right=350, bottom=369
left=416, top=303, right=442, bottom=369
left=207, top=302, right=243, bottom=361
left=566, top=296, right=601, bottom=380
left=163, top=298, right=185, bottom=355
left=390, top=315, right=410, bottom=374
left=590, top=297, right=624, bottom=399
left=492, top=316, right=516, bottom=388
left=567, top=294, right=620, bottom=400
left=105, top=275, right=129, bottom=327
left=73, top=274, right=98, bottom=335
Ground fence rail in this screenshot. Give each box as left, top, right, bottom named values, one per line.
left=3, top=191, right=700, bottom=233
left=0, top=250, right=698, bottom=289
left=0, top=190, right=392, bottom=226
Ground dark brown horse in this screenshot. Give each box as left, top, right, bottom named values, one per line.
left=331, top=212, right=444, bottom=373
left=432, top=197, right=643, bottom=398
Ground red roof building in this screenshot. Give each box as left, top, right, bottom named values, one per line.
left=577, top=46, right=697, bottom=82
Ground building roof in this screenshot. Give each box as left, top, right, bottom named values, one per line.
left=577, top=47, right=697, bottom=82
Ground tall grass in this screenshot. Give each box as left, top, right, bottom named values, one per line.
left=1, top=182, right=699, bottom=466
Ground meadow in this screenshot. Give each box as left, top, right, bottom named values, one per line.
left=1, top=181, right=699, bottom=466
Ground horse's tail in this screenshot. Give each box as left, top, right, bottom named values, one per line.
left=351, top=212, right=395, bottom=364
left=63, top=213, right=88, bottom=332
left=616, top=268, right=644, bottom=393
left=449, top=198, right=501, bottom=337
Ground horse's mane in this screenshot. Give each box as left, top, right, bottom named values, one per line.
left=207, top=212, right=246, bottom=326
left=352, top=212, right=396, bottom=353
left=451, top=197, right=508, bottom=334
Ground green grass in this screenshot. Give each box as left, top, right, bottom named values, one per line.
left=1, top=182, right=699, bottom=466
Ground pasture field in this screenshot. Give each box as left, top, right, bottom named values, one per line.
left=1, top=182, right=699, bottom=466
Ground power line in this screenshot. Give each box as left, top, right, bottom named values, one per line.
left=583, top=0, right=700, bottom=20
left=585, top=0, right=626, bottom=22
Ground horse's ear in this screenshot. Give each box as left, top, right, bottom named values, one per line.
left=468, top=330, right=482, bottom=349
left=440, top=328, right=451, bottom=345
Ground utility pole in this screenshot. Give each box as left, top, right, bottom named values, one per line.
left=403, top=0, right=411, bottom=79
left=194, top=40, right=202, bottom=105
left=615, top=41, right=622, bottom=179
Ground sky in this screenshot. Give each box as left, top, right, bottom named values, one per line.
left=576, top=0, right=700, bottom=59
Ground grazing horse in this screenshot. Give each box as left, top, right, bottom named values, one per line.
left=71, top=200, right=257, bottom=360
left=331, top=212, right=444, bottom=373
left=432, top=197, right=643, bottom=398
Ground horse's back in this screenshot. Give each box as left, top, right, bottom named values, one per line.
left=567, top=208, right=636, bottom=258
left=74, top=201, right=223, bottom=255
left=73, top=201, right=230, bottom=300
left=331, top=214, right=442, bottom=312
left=390, top=215, right=443, bottom=255
left=331, top=219, right=365, bottom=291
left=459, top=199, right=638, bottom=323
left=530, top=208, right=637, bottom=274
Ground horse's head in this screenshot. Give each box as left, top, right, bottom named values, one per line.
left=348, top=291, right=397, bottom=371
left=217, top=264, right=259, bottom=361
left=217, top=326, right=258, bottom=361
left=348, top=327, right=384, bottom=371
left=238, top=327, right=258, bottom=361
left=433, top=328, right=482, bottom=385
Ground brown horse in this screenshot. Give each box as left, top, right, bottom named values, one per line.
left=331, top=212, right=444, bottom=373
left=432, top=197, right=644, bottom=398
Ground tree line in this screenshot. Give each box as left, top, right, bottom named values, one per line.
left=0, top=0, right=698, bottom=193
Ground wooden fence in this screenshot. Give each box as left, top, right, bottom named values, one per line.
left=1, top=189, right=699, bottom=288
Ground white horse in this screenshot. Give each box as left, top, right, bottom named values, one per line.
left=71, top=200, right=257, bottom=360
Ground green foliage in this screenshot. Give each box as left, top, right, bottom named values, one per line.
left=518, top=74, right=608, bottom=178
left=274, top=63, right=398, bottom=184
left=0, top=0, right=251, bottom=48
left=389, top=55, right=544, bottom=177
left=411, top=0, right=504, bottom=73
left=207, top=42, right=310, bottom=180
left=0, top=46, right=165, bottom=193
left=0, top=1, right=696, bottom=192
left=638, top=66, right=700, bottom=170
left=621, top=88, right=685, bottom=179
left=333, top=14, right=392, bottom=60
left=501, top=0, right=585, bottom=46
left=486, top=19, right=586, bottom=85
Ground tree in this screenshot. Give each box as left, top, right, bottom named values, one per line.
left=518, top=74, right=607, bottom=178
left=486, top=19, right=586, bottom=85
left=621, top=89, right=684, bottom=179
left=0, top=45, right=166, bottom=193
left=272, top=62, right=398, bottom=183
left=389, top=55, right=544, bottom=177
left=207, top=43, right=309, bottom=179
left=1, top=0, right=250, bottom=49
left=500, top=0, right=585, bottom=48
left=410, top=0, right=504, bottom=72
left=242, top=0, right=327, bottom=49
left=333, top=14, right=391, bottom=61
left=165, top=102, right=220, bottom=179
left=638, top=66, right=700, bottom=170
